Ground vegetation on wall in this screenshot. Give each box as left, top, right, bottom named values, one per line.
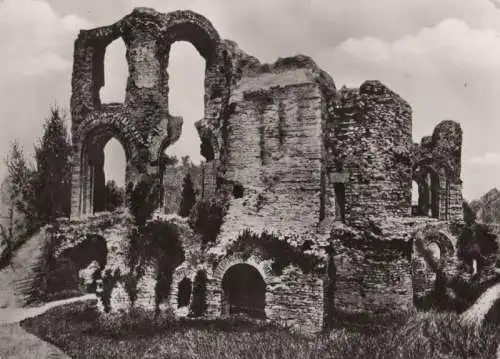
left=179, top=173, right=197, bottom=217
left=226, top=230, right=324, bottom=275
left=104, top=180, right=125, bottom=212
left=189, top=270, right=208, bottom=317
left=126, top=175, right=161, bottom=228
left=189, top=197, right=227, bottom=244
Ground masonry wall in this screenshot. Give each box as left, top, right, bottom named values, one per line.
left=333, top=249, right=413, bottom=316
left=329, top=81, right=413, bottom=227
left=412, top=120, right=463, bottom=221
left=204, top=263, right=325, bottom=334
left=266, top=266, right=324, bottom=334
left=219, top=74, right=326, bottom=244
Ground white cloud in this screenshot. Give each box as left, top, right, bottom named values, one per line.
left=468, top=153, right=500, bottom=166
left=2, top=0, right=500, bottom=201
left=0, top=0, right=92, bottom=79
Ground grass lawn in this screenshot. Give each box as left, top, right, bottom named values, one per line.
left=20, top=301, right=500, bottom=359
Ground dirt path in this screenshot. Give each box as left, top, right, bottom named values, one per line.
left=0, top=228, right=48, bottom=308
left=0, top=294, right=96, bottom=325
left=0, top=294, right=96, bottom=358
left=0, top=323, right=70, bottom=359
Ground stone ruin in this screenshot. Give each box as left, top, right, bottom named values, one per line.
left=58, top=8, right=466, bottom=333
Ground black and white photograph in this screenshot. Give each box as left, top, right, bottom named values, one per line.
left=1, top=1, right=500, bottom=357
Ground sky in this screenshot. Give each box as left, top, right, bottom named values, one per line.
left=1, top=0, right=500, bottom=201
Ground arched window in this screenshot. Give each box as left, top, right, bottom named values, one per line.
left=99, top=38, right=128, bottom=104
left=164, top=41, right=204, bottom=165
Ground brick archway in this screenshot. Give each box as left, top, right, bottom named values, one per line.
left=70, top=8, right=231, bottom=218
left=222, top=263, right=266, bottom=318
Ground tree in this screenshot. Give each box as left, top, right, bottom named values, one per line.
left=463, top=200, right=476, bottom=226
left=32, top=106, right=72, bottom=224
left=179, top=173, right=197, bottom=217
left=104, top=180, right=125, bottom=212
left=2, top=141, right=36, bottom=235
left=127, top=175, right=161, bottom=228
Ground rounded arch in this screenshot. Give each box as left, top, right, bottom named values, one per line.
left=413, top=228, right=456, bottom=270
left=413, top=158, right=454, bottom=181
left=162, top=10, right=221, bottom=61
left=221, top=263, right=266, bottom=318
left=78, top=121, right=133, bottom=215
left=213, top=254, right=273, bottom=284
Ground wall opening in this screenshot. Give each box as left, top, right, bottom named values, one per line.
left=222, top=263, right=266, bottom=318
left=160, top=41, right=205, bottom=213
left=83, top=130, right=127, bottom=215
left=429, top=172, right=440, bottom=218
left=177, top=277, right=192, bottom=308
left=189, top=270, right=208, bottom=317
left=427, top=242, right=441, bottom=264
left=99, top=38, right=128, bottom=104
left=164, top=41, right=204, bottom=165
left=334, top=183, right=346, bottom=222
left=100, top=138, right=126, bottom=213
left=413, top=169, right=440, bottom=218
left=233, top=183, right=244, bottom=198
left=411, top=180, right=419, bottom=215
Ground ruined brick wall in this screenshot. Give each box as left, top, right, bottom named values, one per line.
left=65, top=7, right=467, bottom=333
left=70, top=8, right=235, bottom=219
left=215, top=57, right=336, bottom=247
left=330, top=221, right=414, bottom=321
left=412, top=121, right=463, bottom=221
left=327, top=81, right=413, bottom=227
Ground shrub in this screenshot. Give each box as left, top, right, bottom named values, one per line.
left=227, top=230, right=324, bottom=275
left=100, top=269, right=121, bottom=313
left=189, top=270, right=208, bottom=317
left=126, top=176, right=161, bottom=228
left=179, top=173, right=197, bottom=218
left=189, top=198, right=227, bottom=244
left=124, top=220, right=185, bottom=311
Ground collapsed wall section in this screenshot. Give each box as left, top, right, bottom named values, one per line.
left=412, top=120, right=463, bottom=221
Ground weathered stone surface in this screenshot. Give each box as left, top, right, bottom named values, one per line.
left=62, top=7, right=467, bottom=334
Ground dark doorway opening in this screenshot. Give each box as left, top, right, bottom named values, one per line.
left=222, top=264, right=266, bottom=318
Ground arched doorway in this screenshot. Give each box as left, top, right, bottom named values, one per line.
left=222, top=263, right=266, bottom=318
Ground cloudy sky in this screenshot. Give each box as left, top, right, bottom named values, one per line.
left=1, top=0, right=500, bottom=201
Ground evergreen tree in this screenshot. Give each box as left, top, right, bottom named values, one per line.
left=2, top=141, right=36, bottom=235
left=179, top=173, right=197, bottom=217
left=32, top=106, right=72, bottom=224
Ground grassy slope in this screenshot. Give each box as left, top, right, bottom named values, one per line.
left=21, top=301, right=500, bottom=359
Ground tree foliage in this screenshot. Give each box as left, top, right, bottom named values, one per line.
left=126, top=175, right=161, bottom=228
left=104, top=180, right=125, bottom=212
left=2, top=140, right=37, bottom=235
left=179, top=173, right=197, bottom=218
left=32, top=106, right=72, bottom=224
